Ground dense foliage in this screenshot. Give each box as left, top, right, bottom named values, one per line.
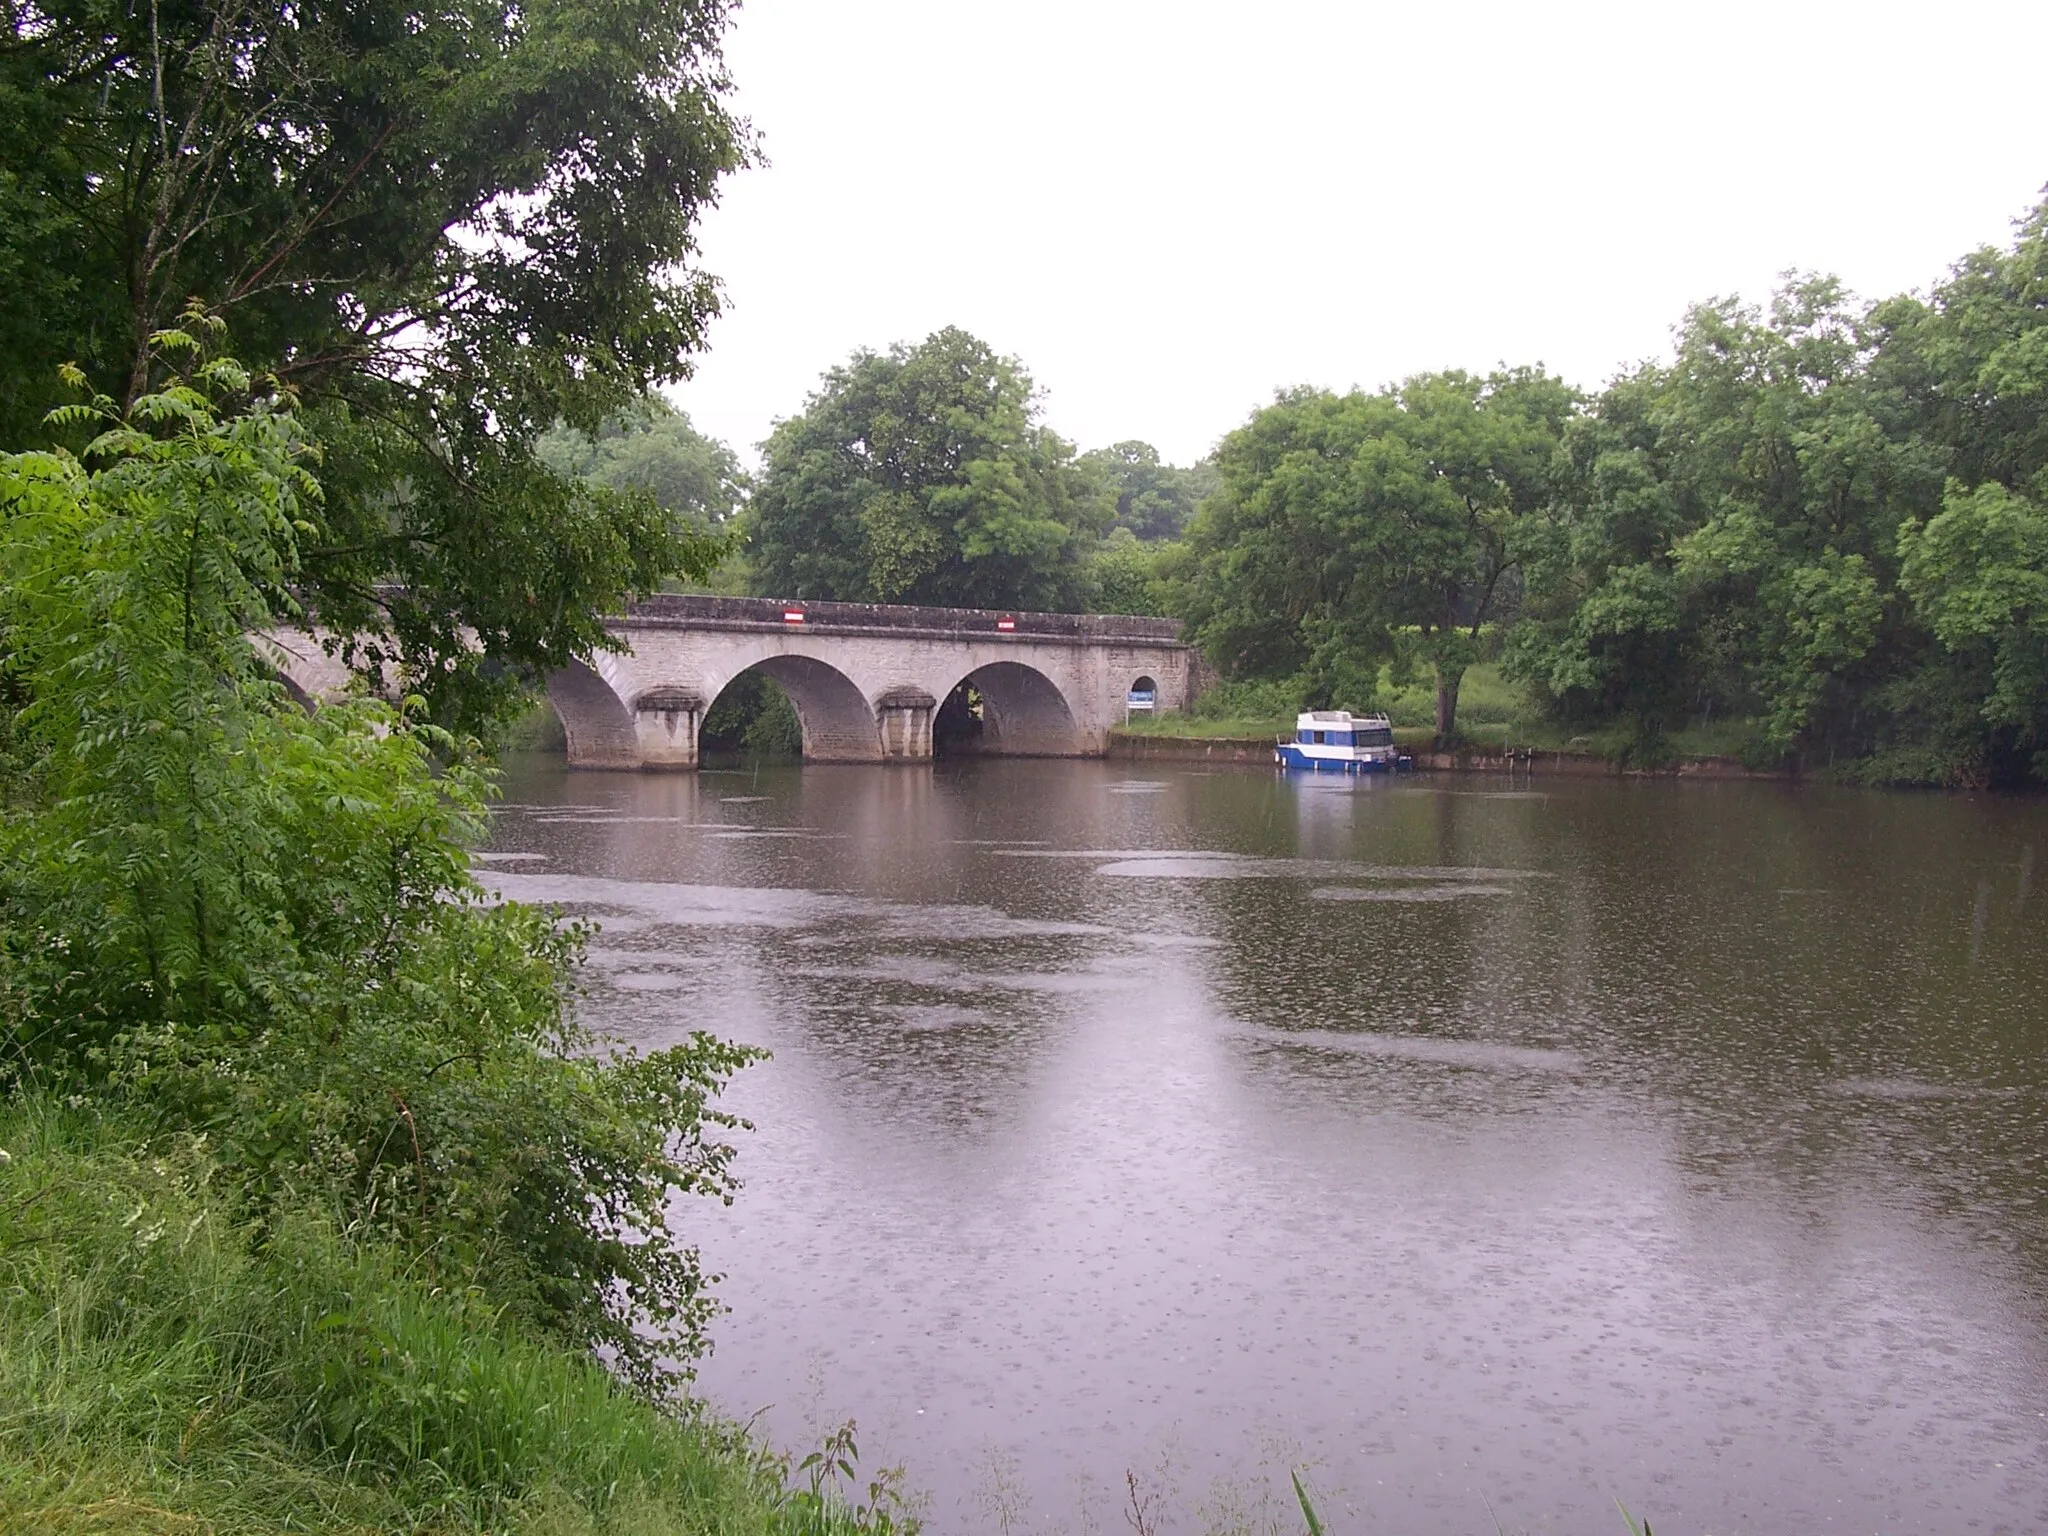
left=0, top=334, right=755, bottom=1391
left=1505, top=204, right=2048, bottom=782
left=1070, top=442, right=1208, bottom=618
left=1076, top=440, right=1217, bottom=541
left=538, top=398, right=750, bottom=528
left=1180, top=197, right=2048, bottom=780
left=748, top=328, right=1114, bottom=611
left=699, top=670, right=805, bottom=758
left=0, top=0, right=745, bottom=728
left=1181, top=369, right=1575, bottom=740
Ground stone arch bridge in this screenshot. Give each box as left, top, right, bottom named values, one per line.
left=270, top=595, right=1195, bottom=769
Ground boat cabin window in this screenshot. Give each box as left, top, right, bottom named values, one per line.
left=1358, top=726, right=1393, bottom=746
left=1311, top=730, right=1326, bottom=744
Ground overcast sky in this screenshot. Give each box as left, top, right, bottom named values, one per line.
left=666, top=0, right=2048, bottom=468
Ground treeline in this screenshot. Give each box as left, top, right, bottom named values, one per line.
left=559, top=328, right=1210, bottom=614
left=1178, top=202, right=2048, bottom=785
left=583, top=194, right=2043, bottom=786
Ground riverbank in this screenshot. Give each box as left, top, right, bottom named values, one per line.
left=1108, top=726, right=1790, bottom=779
left=1115, top=661, right=1790, bottom=777
left=0, top=1096, right=906, bottom=1536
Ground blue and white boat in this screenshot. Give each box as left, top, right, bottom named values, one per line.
left=1275, top=711, right=1411, bottom=773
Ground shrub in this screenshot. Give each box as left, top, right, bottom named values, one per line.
left=1189, top=676, right=1307, bottom=724
left=0, top=321, right=756, bottom=1392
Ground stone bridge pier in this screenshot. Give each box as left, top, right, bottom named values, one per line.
left=537, top=596, right=1195, bottom=768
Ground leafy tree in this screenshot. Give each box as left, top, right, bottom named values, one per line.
left=748, top=328, right=1112, bottom=610
left=1076, top=440, right=1217, bottom=540
left=1182, top=370, right=1574, bottom=742
left=537, top=397, right=748, bottom=526
left=1088, top=526, right=1176, bottom=616
left=1867, top=196, right=2048, bottom=781
left=0, top=329, right=755, bottom=1389
left=1182, top=387, right=1424, bottom=701
left=1509, top=277, right=1943, bottom=757
left=698, top=671, right=804, bottom=757
left=0, top=0, right=746, bottom=729
left=1878, top=198, right=2048, bottom=501
left=1897, top=480, right=2048, bottom=770
left=1497, top=373, right=1697, bottom=738
left=1394, top=369, right=1577, bottom=739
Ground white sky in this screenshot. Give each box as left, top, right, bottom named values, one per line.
left=667, top=0, right=2048, bottom=469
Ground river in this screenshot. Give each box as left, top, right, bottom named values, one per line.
left=482, top=756, right=2048, bottom=1534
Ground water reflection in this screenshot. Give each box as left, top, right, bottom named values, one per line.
left=486, top=757, right=2048, bottom=1534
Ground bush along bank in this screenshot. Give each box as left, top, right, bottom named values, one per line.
left=1112, top=667, right=1792, bottom=776
left=0, top=329, right=911, bottom=1533
left=1108, top=725, right=1792, bottom=778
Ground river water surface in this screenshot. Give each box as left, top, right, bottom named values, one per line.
left=484, top=758, right=2048, bottom=1534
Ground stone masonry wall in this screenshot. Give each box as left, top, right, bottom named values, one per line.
left=267, top=599, right=1197, bottom=769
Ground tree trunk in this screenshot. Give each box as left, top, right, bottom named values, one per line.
left=1433, top=664, right=1461, bottom=748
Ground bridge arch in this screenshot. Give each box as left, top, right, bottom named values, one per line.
left=545, top=660, right=641, bottom=768
left=941, top=660, right=1084, bottom=757
left=708, top=653, right=883, bottom=763
left=268, top=665, right=317, bottom=713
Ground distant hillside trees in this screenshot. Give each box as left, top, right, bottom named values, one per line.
left=537, top=400, right=748, bottom=528
left=1069, top=442, right=1213, bottom=617
left=1077, top=440, right=1218, bottom=541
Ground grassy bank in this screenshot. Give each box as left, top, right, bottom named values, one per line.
left=1121, top=664, right=1769, bottom=765
left=1, top=1112, right=1673, bottom=1536
left=0, top=1096, right=905, bottom=1536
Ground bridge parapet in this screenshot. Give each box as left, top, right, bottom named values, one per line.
left=621, top=594, right=1183, bottom=645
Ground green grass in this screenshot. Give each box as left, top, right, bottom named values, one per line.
left=1442, top=715, right=1768, bottom=763
left=1116, top=712, right=1288, bottom=740
left=1377, top=662, right=1523, bottom=730
left=0, top=1096, right=910, bottom=1536
left=1122, top=664, right=1528, bottom=742
left=1125, top=663, right=1773, bottom=766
